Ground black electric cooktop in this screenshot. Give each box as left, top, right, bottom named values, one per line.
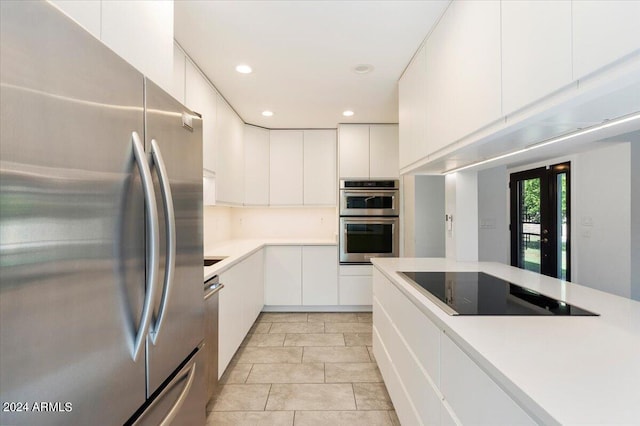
left=399, top=272, right=598, bottom=316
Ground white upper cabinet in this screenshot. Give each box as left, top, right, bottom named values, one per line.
left=572, top=1, right=640, bottom=80
left=270, top=130, right=304, bottom=206
left=501, top=1, right=572, bottom=115
left=51, top=0, right=173, bottom=94
left=370, top=125, right=399, bottom=178
left=101, top=1, right=173, bottom=93
left=399, top=44, right=428, bottom=170
left=339, top=125, right=370, bottom=178
left=425, top=0, right=501, bottom=153
left=185, top=60, right=217, bottom=173
left=215, top=97, right=244, bottom=205
left=170, top=44, right=186, bottom=105
left=244, top=125, right=270, bottom=206
left=339, top=124, right=399, bottom=179
left=303, top=130, right=336, bottom=205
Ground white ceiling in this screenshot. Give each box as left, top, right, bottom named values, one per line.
left=174, top=0, right=450, bottom=129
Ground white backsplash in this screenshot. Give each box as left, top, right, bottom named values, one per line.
left=203, top=206, right=337, bottom=252
left=203, top=206, right=232, bottom=252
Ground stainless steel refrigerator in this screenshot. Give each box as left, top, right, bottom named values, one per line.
left=0, top=2, right=205, bottom=425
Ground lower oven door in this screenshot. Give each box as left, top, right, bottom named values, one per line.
left=339, top=217, right=399, bottom=263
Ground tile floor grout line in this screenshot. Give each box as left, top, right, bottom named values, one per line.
left=263, top=383, right=272, bottom=411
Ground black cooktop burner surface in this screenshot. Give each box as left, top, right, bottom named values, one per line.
left=399, top=271, right=598, bottom=316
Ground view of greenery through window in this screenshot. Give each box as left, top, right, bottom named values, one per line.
left=521, top=175, right=567, bottom=278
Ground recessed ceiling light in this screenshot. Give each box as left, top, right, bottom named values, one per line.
left=235, top=64, right=252, bottom=74
left=353, top=64, right=374, bottom=74
left=262, top=110, right=273, bottom=117
left=343, top=110, right=354, bottom=117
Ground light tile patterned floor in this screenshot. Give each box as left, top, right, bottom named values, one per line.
left=207, top=312, right=400, bottom=425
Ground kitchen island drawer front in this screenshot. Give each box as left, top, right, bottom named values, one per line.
left=373, top=269, right=440, bottom=383
left=441, top=335, right=536, bottom=425
left=372, top=327, right=424, bottom=426
left=374, top=297, right=442, bottom=425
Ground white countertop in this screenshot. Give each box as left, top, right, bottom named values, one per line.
left=371, top=257, right=640, bottom=425
left=204, top=238, right=336, bottom=281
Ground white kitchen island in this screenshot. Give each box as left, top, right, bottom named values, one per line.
left=371, top=258, right=640, bottom=425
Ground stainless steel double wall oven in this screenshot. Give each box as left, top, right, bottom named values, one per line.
left=339, top=180, right=400, bottom=263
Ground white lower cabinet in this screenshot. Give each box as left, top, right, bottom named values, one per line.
left=218, top=250, right=264, bottom=376
left=265, top=245, right=339, bottom=307
left=302, top=246, right=338, bottom=305
left=264, top=246, right=303, bottom=305
left=339, top=265, right=372, bottom=306
left=373, top=268, right=535, bottom=426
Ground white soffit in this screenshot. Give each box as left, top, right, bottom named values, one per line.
left=174, top=0, right=450, bottom=128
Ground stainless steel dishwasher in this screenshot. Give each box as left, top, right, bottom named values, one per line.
left=204, top=275, right=223, bottom=402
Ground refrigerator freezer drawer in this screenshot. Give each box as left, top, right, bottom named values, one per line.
left=130, top=346, right=205, bottom=426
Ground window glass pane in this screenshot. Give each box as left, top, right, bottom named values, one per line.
left=557, top=173, right=567, bottom=280
left=519, top=178, right=541, bottom=273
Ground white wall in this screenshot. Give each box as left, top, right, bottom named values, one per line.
left=477, top=166, right=509, bottom=263
left=445, top=174, right=457, bottom=259
left=573, top=143, right=631, bottom=298
left=415, top=176, right=445, bottom=257
left=631, top=141, right=640, bottom=301
left=445, top=172, right=478, bottom=261
left=402, top=175, right=416, bottom=257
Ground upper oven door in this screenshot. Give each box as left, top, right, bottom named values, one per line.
left=340, top=190, right=399, bottom=216
left=339, top=217, right=399, bottom=264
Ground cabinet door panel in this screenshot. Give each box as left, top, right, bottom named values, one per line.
left=270, top=130, right=303, bottom=205
left=50, top=0, right=100, bottom=38
left=425, top=0, right=501, bottom=154
left=369, top=125, right=399, bottom=178
left=399, top=45, right=427, bottom=169
left=241, top=250, right=265, bottom=332
left=502, top=0, right=572, bottom=114
left=339, top=275, right=372, bottom=305
left=244, top=125, right=270, bottom=205
left=185, top=61, right=216, bottom=173
left=218, top=267, right=243, bottom=376
left=216, top=97, right=244, bottom=204
left=265, top=246, right=302, bottom=305
left=573, top=1, right=640, bottom=79
left=171, top=44, right=186, bottom=105
left=302, top=246, right=338, bottom=305
left=339, top=125, right=369, bottom=178
left=304, top=130, right=336, bottom=205
left=101, top=0, right=173, bottom=92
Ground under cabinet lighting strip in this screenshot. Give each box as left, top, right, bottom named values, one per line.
left=443, top=111, right=640, bottom=175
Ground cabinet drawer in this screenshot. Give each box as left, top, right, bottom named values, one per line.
left=374, top=297, right=442, bottom=425
left=373, top=269, right=440, bottom=383
left=372, top=326, right=423, bottom=426
left=441, top=335, right=535, bottom=425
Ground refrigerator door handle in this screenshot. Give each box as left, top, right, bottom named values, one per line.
left=131, top=131, right=160, bottom=361
left=149, top=139, right=176, bottom=344
left=159, top=361, right=196, bottom=426
left=132, top=356, right=197, bottom=426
